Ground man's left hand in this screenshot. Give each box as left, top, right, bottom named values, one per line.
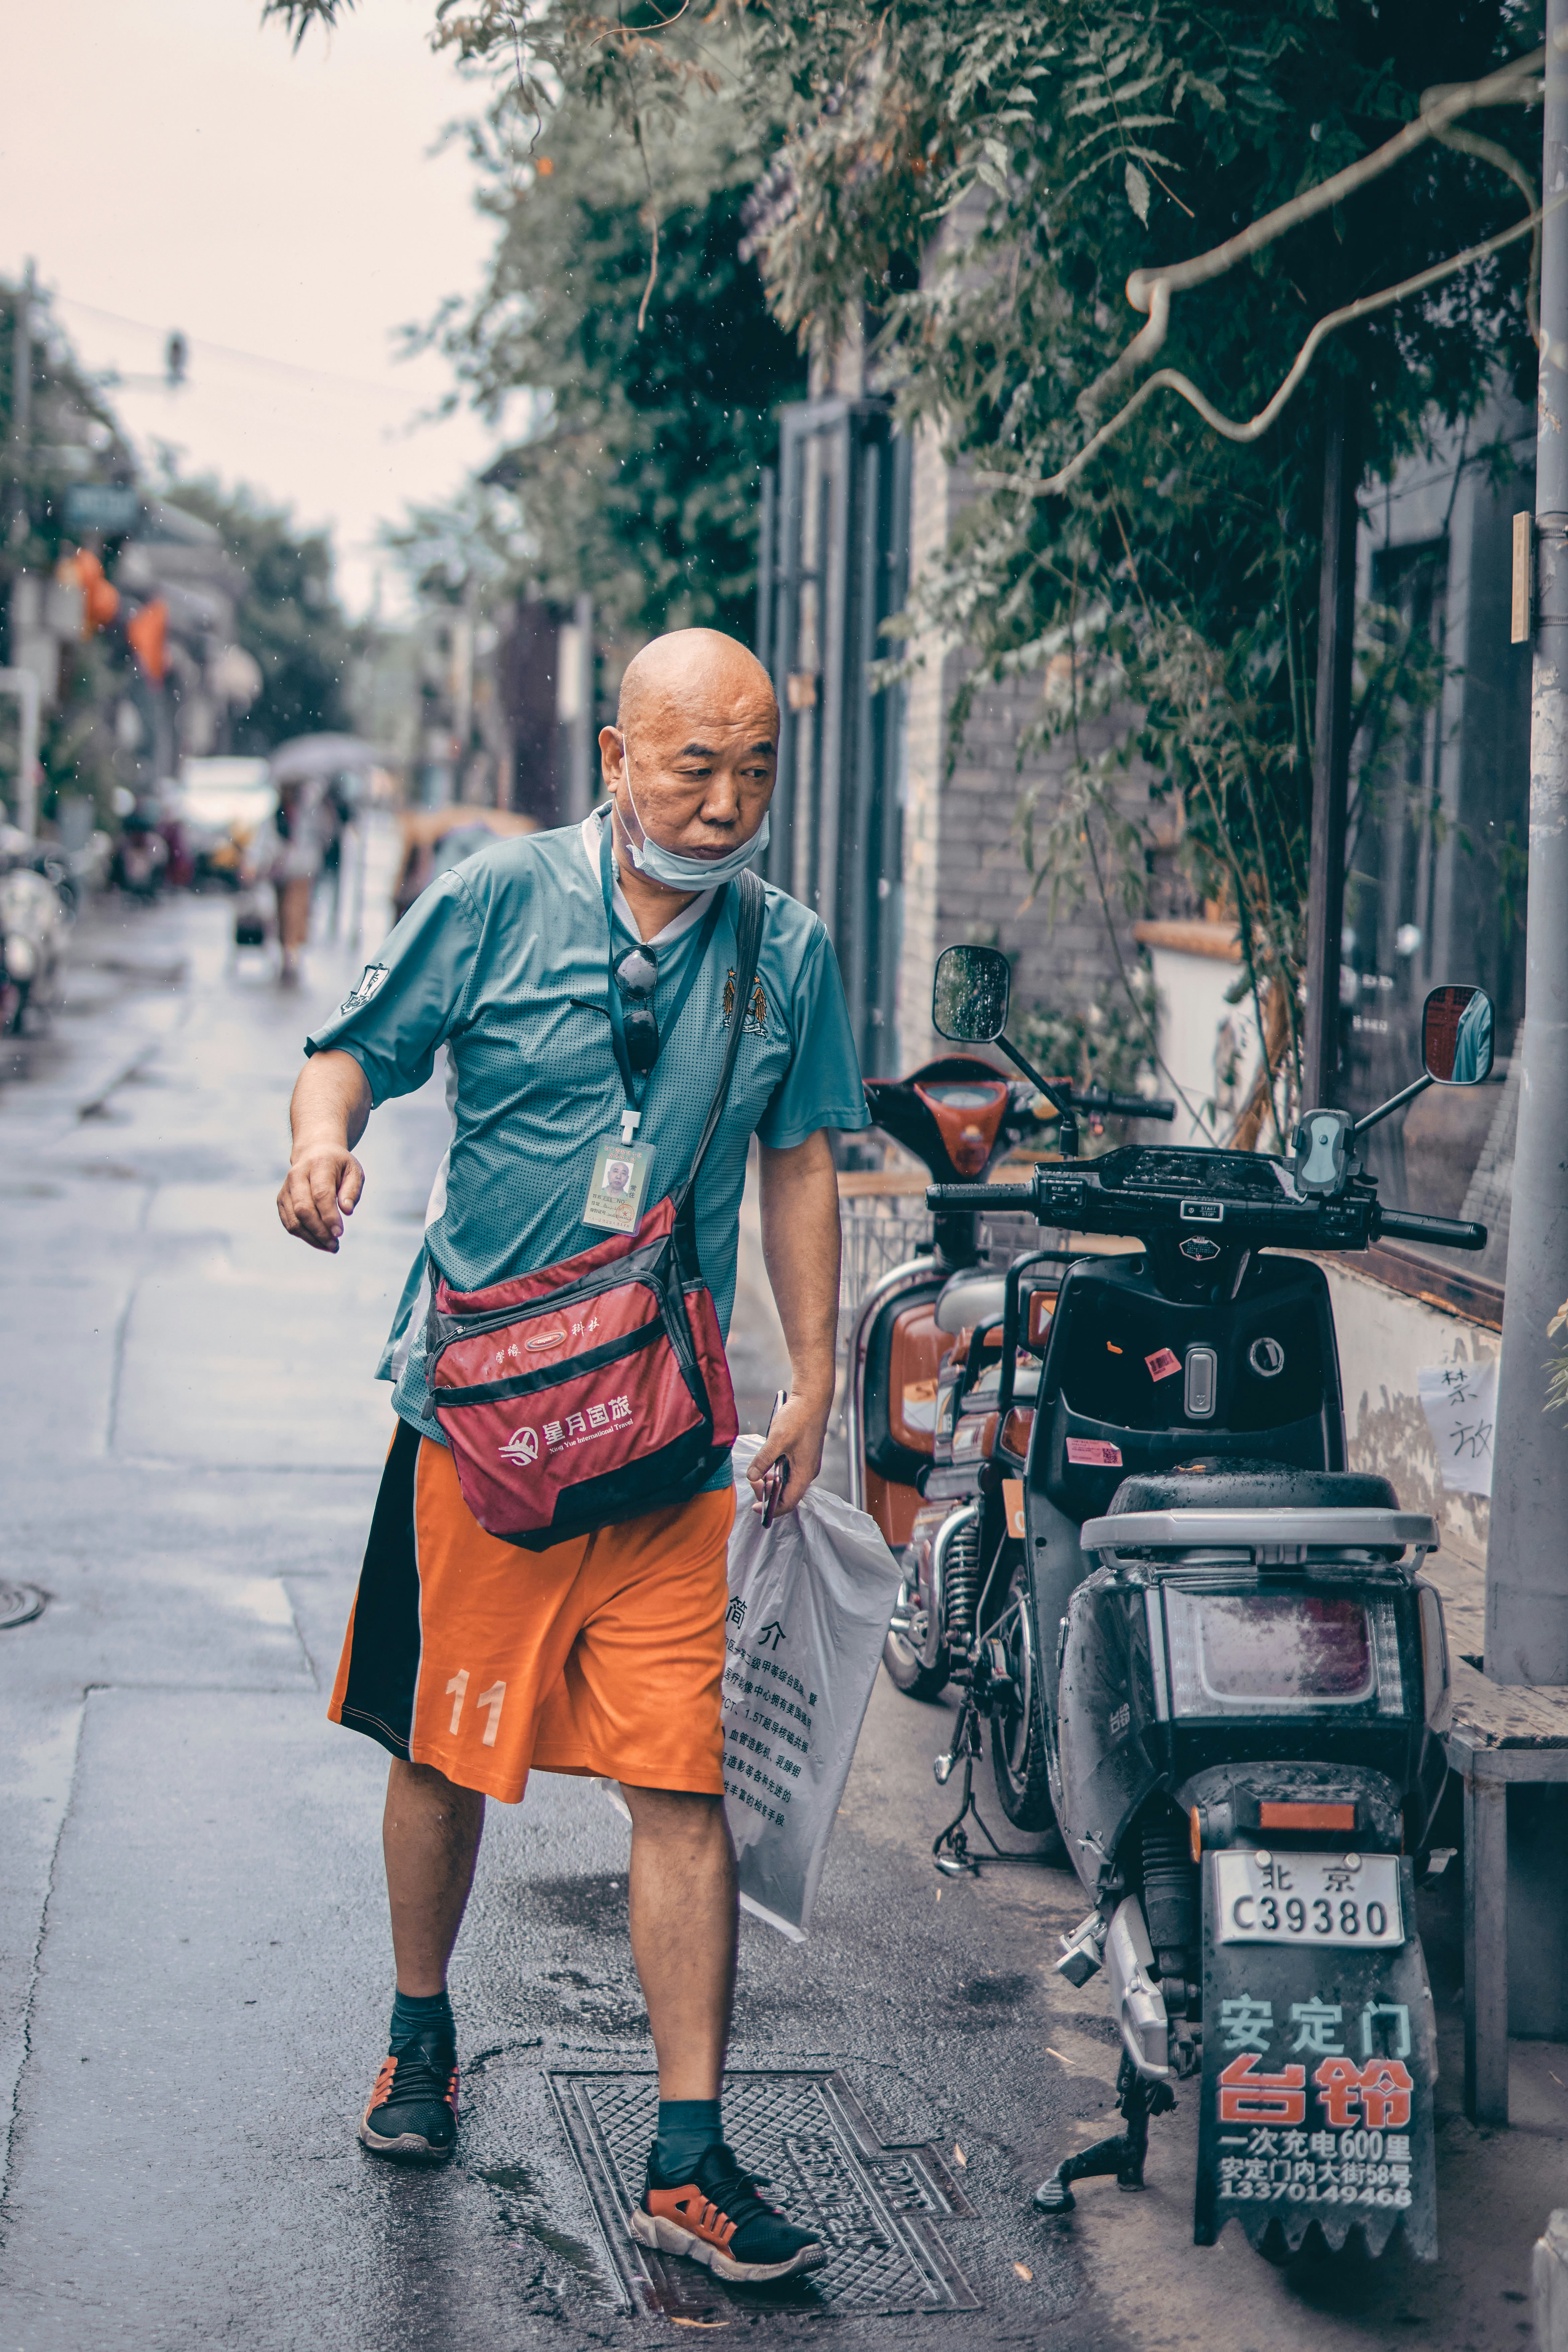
left=751, top=1129, right=841, bottom=1519
left=745, top=1391, right=831, bottom=1520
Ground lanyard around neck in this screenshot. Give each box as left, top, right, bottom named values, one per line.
left=599, top=813, right=727, bottom=1109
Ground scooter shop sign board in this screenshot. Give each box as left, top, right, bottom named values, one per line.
left=1194, top=1853, right=1436, bottom=2259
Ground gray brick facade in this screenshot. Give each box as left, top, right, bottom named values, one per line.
left=895, top=419, right=1152, bottom=1069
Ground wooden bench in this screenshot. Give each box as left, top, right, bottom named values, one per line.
left=1425, top=1540, right=1568, bottom=2121
left=1445, top=1661, right=1568, bottom=2124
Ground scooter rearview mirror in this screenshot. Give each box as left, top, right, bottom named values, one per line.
left=1422, top=984, right=1494, bottom=1086
left=932, top=944, right=1011, bottom=1043
left=930, top=942, right=1083, bottom=1147
left=1349, top=979, right=1495, bottom=1143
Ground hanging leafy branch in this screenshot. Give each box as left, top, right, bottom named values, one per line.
left=1548, top=1299, right=1568, bottom=1421
left=267, top=0, right=1545, bottom=1142
left=742, top=1, right=1543, bottom=1135
left=405, top=66, right=805, bottom=641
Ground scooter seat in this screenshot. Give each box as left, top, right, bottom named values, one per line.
left=1104, top=1459, right=1399, bottom=1515
left=935, top=1270, right=1008, bottom=1335
left=965, top=1359, right=1041, bottom=1405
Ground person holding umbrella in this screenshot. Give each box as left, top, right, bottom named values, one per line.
left=262, top=737, right=376, bottom=984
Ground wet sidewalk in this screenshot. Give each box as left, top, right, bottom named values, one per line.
left=0, top=868, right=1095, bottom=2351
left=0, top=852, right=1558, bottom=2352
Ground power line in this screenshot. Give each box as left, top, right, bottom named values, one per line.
left=51, top=293, right=426, bottom=401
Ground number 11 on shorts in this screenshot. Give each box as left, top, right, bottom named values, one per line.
left=445, top=1668, right=506, bottom=1746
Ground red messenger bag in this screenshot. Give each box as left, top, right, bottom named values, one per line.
left=422, top=867, right=766, bottom=1551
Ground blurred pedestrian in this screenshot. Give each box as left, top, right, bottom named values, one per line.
left=263, top=776, right=332, bottom=986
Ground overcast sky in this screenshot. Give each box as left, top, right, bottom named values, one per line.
left=1, top=0, right=501, bottom=616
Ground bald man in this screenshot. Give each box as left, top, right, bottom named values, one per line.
left=278, top=628, right=868, bottom=2283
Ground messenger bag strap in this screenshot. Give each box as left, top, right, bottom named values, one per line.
left=672, top=865, right=767, bottom=1232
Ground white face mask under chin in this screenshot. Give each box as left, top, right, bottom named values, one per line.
left=618, top=747, right=770, bottom=890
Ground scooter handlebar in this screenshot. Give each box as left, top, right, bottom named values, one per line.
left=926, top=1182, right=1037, bottom=1210
left=1374, top=1207, right=1488, bottom=1253
left=1067, top=1088, right=1176, bottom=1122
left=922, top=1176, right=1490, bottom=1254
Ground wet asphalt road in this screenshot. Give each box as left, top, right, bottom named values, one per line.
left=0, top=848, right=1562, bottom=2352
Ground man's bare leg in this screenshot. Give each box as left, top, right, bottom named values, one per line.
left=357, top=1762, right=484, bottom=2160
left=383, top=1759, right=486, bottom=1994
left=621, top=1785, right=737, bottom=2098
left=619, top=1784, right=824, bottom=2278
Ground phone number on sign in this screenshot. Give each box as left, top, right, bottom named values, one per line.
left=1220, top=2122, right=1413, bottom=2205
left=1221, top=2172, right=1412, bottom=2208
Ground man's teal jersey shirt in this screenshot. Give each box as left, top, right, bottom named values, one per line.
left=307, top=810, right=869, bottom=1483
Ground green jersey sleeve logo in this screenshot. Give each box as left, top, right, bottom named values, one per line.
left=340, top=963, right=390, bottom=1015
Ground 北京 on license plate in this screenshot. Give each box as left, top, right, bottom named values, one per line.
left=1215, top=1850, right=1403, bottom=1948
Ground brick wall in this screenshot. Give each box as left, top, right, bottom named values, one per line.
left=895, top=424, right=1152, bottom=1067
left=881, top=192, right=1158, bottom=1074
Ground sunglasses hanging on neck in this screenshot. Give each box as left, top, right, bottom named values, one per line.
left=600, top=814, right=728, bottom=1101
left=612, top=943, right=661, bottom=1076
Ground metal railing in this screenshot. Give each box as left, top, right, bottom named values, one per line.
left=838, top=1194, right=933, bottom=1341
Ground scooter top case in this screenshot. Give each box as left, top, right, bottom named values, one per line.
left=1054, top=1465, right=1452, bottom=1906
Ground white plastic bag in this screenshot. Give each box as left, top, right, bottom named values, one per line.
left=720, top=1435, right=903, bottom=1940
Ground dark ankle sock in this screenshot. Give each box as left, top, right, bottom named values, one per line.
left=389, top=1987, right=453, bottom=2054
left=655, top=2098, right=724, bottom=2182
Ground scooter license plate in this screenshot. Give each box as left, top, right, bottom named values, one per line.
left=1215, top=1851, right=1403, bottom=1948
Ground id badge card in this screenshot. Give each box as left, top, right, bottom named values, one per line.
left=582, top=1137, right=655, bottom=1235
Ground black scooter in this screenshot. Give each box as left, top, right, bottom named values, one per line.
left=921, top=944, right=1490, bottom=2264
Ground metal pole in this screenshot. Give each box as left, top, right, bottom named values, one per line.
left=1488, top=3, right=1568, bottom=1684
left=0, top=666, right=40, bottom=837
left=347, top=815, right=369, bottom=958
left=6, top=262, right=34, bottom=604
left=568, top=591, right=593, bottom=821
left=1301, top=376, right=1358, bottom=1109
left=756, top=466, right=775, bottom=673
left=10, top=259, right=32, bottom=485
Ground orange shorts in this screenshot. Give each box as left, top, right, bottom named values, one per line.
left=328, top=1419, right=735, bottom=1803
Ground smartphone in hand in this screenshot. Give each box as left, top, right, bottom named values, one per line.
left=761, top=1388, right=789, bottom=1527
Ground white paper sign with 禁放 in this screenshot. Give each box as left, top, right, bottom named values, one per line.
left=1416, top=1357, right=1498, bottom=1499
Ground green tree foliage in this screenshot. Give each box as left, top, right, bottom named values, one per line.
left=268, top=0, right=1542, bottom=1122
left=165, top=478, right=354, bottom=750
left=411, top=81, right=805, bottom=642
left=737, top=0, right=1540, bottom=1126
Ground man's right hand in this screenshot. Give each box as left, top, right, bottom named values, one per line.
left=278, top=1142, right=365, bottom=1252
left=278, top=1049, right=373, bottom=1253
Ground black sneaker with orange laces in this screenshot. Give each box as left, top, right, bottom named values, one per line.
left=357, top=2025, right=459, bottom=2163
left=630, top=2141, right=828, bottom=2283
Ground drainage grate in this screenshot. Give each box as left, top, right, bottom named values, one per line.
left=0, top=1583, right=45, bottom=1631
left=549, top=2067, right=980, bottom=2319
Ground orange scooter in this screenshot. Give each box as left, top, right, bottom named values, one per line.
left=847, top=1053, right=1172, bottom=1865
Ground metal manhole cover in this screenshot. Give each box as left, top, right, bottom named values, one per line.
left=549, top=2067, right=980, bottom=2318
left=0, top=1583, right=45, bottom=1631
